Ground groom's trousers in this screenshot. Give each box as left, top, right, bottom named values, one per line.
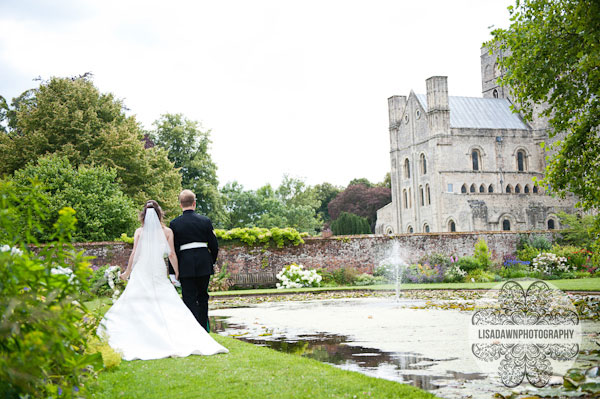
left=180, top=275, right=211, bottom=332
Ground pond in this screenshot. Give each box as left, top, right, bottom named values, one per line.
left=210, top=296, right=600, bottom=399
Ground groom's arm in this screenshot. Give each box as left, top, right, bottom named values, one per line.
left=207, top=220, right=218, bottom=264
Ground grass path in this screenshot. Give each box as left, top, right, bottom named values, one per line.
left=90, top=334, right=437, bottom=399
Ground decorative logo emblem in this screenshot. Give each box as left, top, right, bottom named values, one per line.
left=470, top=280, right=580, bottom=387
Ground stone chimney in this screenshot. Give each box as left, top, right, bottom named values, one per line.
left=426, top=76, right=450, bottom=134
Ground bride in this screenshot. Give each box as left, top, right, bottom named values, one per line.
left=97, top=201, right=228, bottom=361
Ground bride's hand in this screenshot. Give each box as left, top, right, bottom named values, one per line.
left=119, top=272, right=128, bottom=281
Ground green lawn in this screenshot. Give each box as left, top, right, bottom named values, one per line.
left=90, top=334, right=437, bottom=399
left=211, top=277, right=600, bottom=296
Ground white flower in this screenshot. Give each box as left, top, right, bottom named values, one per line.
left=1, top=245, right=23, bottom=256
left=51, top=266, right=76, bottom=283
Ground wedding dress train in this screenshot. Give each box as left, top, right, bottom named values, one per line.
left=98, top=209, right=228, bottom=361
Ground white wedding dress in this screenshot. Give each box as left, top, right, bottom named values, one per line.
left=97, top=209, right=228, bottom=361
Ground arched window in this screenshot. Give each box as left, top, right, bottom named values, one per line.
left=472, top=150, right=480, bottom=171
left=502, top=219, right=511, bottom=231
left=426, top=184, right=431, bottom=205
left=533, top=185, right=539, bottom=194
left=385, top=227, right=394, bottom=235
left=420, top=154, right=427, bottom=175
left=461, top=184, right=467, bottom=193
left=493, top=89, right=499, bottom=98
left=517, top=150, right=526, bottom=172
left=515, top=184, right=521, bottom=193
left=548, top=219, right=555, bottom=229
left=407, top=226, right=414, bottom=233
left=403, top=189, right=408, bottom=209
left=470, top=184, right=476, bottom=193
left=488, top=184, right=494, bottom=193
left=449, top=220, right=456, bottom=232
left=423, top=224, right=430, bottom=233
left=524, top=185, right=530, bottom=194
left=420, top=186, right=424, bottom=206
left=404, top=159, right=411, bottom=179
left=479, top=184, right=485, bottom=193
left=506, top=185, right=512, bottom=194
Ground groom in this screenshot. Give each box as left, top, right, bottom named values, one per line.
left=169, top=189, right=219, bottom=332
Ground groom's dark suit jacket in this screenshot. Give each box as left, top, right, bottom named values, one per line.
left=169, top=210, right=218, bottom=278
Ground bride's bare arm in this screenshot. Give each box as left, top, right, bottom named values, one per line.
left=165, top=228, right=179, bottom=279
left=120, top=228, right=141, bottom=280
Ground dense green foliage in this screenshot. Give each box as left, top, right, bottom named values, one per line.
left=0, top=75, right=181, bottom=217
left=0, top=181, right=102, bottom=398
left=215, top=227, right=305, bottom=248
left=473, top=239, right=493, bottom=270
left=221, top=176, right=322, bottom=233
left=311, top=182, right=342, bottom=224
left=487, top=0, right=600, bottom=237
left=330, top=212, right=371, bottom=235
left=150, top=114, right=224, bottom=222
left=8, top=155, right=137, bottom=242
left=556, top=212, right=598, bottom=250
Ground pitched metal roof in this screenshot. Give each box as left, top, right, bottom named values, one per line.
left=414, top=94, right=530, bottom=130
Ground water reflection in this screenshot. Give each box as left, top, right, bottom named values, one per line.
left=210, top=315, right=486, bottom=391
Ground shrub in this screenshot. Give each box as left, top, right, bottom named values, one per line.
left=466, top=269, right=497, bottom=282
left=353, top=273, right=386, bottom=286
left=418, top=253, right=453, bottom=269
left=499, top=263, right=533, bottom=279
left=456, top=256, right=481, bottom=273
left=530, top=235, right=552, bottom=251
left=473, top=239, right=493, bottom=270
left=330, top=267, right=360, bottom=286
left=556, top=211, right=597, bottom=249
left=209, top=263, right=232, bottom=292
left=531, top=252, right=572, bottom=276
left=276, top=263, right=322, bottom=289
left=402, top=263, right=445, bottom=283
left=9, top=155, right=138, bottom=242
left=517, top=233, right=552, bottom=251
left=330, top=212, right=371, bottom=235
left=0, top=181, right=102, bottom=398
left=517, top=244, right=541, bottom=263
left=444, top=263, right=467, bottom=283
left=549, top=245, right=593, bottom=271
left=215, top=227, right=305, bottom=248
left=88, top=265, right=127, bottom=301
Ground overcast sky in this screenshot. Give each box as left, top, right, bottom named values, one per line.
left=0, top=0, right=514, bottom=190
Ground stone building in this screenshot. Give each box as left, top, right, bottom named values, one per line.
left=375, top=48, right=577, bottom=234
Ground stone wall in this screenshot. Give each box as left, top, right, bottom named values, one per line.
left=75, top=231, right=553, bottom=275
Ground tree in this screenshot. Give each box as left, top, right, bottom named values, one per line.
left=312, top=182, right=343, bottom=223
left=0, top=76, right=181, bottom=216
left=328, top=184, right=391, bottom=231
left=348, top=177, right=373, bottom=188
left=220, top=176, right=322, bottom=233
left=9, top=155, right=138, bottom=242
left=330, top=212, right=371, bottom=235
left=487, top=0, right=600, bottom=235
left=150, top=114, right=224, bottom=222
left=379, top=172, right=391, bottom=189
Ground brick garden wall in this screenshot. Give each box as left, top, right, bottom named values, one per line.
left=76, top=231, right=553, bottom=275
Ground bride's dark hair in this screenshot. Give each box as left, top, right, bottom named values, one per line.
left=139, top=200, right=164, bottom=225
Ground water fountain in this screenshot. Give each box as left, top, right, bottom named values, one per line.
left=378, top=241, right=408, bottom=300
